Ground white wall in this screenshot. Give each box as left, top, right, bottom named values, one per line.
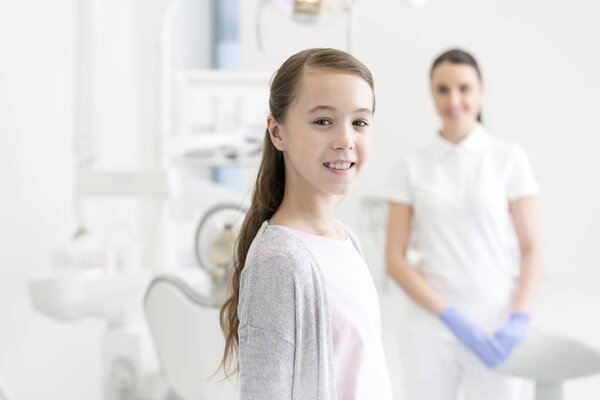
left=241, top=0, right=600, bottom=398
left=0, top=1, right=105, bottom=399
left=2, top=0, right=600, bottom=399
left=0, top=0, right=216, bottom=397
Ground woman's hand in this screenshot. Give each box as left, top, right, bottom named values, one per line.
left=493, top=312, right=531, bottom=358
left=439, top=307, right=506, bottom=367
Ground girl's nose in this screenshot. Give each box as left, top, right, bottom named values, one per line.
left=333, top=125, right=354, bottom=151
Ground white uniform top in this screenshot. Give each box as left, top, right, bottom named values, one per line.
left=273, top=225, right=394, bottom=400
left=385, top=123, right=539, bottom=339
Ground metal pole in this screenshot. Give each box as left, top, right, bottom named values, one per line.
left=536, top=382, right=564, bottom=400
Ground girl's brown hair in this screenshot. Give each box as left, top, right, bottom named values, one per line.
left=219, top=48, right=374, bottom=377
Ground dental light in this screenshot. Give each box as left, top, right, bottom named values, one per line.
left=293, top=0, right=322, bottom=17
left=256, top=0, right=360, bottom=54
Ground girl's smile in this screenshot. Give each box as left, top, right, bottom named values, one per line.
left=323, top=160, right=356, bottom=175
left=268, top=67, right=374, bottom=197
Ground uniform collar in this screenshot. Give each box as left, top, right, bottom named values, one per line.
left=433, top=123, right=487, bottom=156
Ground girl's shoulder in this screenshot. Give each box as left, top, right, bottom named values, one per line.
left=239, top=221, right=329, bottom=333
left=244, top=221, right=317, bottom=279
left=243, top=220, right=362, bottom=280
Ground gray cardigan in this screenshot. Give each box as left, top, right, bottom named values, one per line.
left=237, top=220, right=363, bottom=400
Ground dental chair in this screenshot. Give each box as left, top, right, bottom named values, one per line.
left=144, top=275, right=238, bottom=400
left=496, top=331, right=600, bottom=400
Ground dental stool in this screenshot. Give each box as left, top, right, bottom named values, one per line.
left=496, top=332, right=600, bottom=400
left=144, top=275, right=238, bottom=400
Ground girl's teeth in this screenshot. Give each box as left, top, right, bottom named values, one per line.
left=325, top=162, right=352, bottom=170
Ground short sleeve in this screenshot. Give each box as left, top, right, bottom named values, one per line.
left=384, top=157, right=412, bottom=205
left=506, top=145, right=539, bottom=201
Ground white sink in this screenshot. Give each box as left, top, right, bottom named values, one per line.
left=29, top=269, right=151, bottom=324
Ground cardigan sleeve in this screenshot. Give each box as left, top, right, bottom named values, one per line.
left=238, top=255, right=298, bottom=399
left=238, top=324, right=295, bottom=399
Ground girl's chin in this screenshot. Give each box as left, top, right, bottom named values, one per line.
left=327, top=182, right=355, bottom=196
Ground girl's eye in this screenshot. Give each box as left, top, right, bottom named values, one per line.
left=460, top=84, right=471, bottom=93
left=314, top=119, right=332, bottom=126
left=353, top=120, right=368, bottom=127
left=437, top=85, right=448, bottom=94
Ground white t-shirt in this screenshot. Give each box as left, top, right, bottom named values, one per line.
left=272, top=225, right=394, bottom=400
left=385, top=124, right=539, bottom=337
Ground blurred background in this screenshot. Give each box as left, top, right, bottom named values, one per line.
left=1, top=0, right=599, bottom=399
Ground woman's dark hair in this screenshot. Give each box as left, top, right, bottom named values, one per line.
left=219, top=48, right=375, bottom=377
left=430, top=48, right=483, bottom=122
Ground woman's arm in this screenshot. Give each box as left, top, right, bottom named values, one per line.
left=509, top=196, right=543, bottom=313
left=386, top=202, right=511, bottom=366
left=385, top=202, right=448, bottom=315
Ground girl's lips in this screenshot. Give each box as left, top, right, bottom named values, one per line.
left=324, top=162, right=355, bottom=175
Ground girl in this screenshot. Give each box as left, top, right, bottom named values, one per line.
left=220, top=48, right=393, bottom=399
left=385, top=48, right=543, bottom=399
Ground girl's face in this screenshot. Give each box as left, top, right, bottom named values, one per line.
left=269, top=67, right=374, bottom=197
left=430, top=61, right=483, bottom=132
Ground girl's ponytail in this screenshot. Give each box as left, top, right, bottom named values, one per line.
left=219, top=129, right=284, bottom=376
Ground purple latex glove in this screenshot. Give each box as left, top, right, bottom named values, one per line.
left=493, top=312, right=531, bottom=358
left=439, top=307, right=505, bottom=367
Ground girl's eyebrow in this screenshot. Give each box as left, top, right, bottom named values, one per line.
left=308, top=105, right=372, bottom=114
left=355, top=107, right=373, bottom=114
left=308, top=105, right=336, bottom=113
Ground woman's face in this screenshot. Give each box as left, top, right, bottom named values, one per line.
left=431, top=61, right=483, bottom=132
left=268, top=67, right=374, bottom=197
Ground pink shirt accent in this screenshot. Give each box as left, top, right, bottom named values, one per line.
left=273, top=225, right=393, bottom=400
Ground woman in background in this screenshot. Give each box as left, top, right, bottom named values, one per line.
left=385, top=48, right=543, bottom=399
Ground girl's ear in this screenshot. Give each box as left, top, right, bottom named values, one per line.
left=267, top=115, right=285, bottom=151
